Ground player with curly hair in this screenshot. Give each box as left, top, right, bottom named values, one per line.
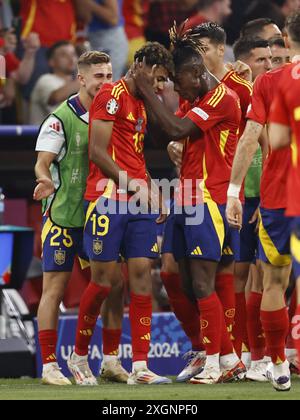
left=68, top=42, right=174, bottom=386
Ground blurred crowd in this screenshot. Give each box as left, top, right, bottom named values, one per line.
left=0, top=0, right=300, bottom=125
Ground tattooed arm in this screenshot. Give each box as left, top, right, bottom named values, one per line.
left=226, top=119, right=263, bottom=229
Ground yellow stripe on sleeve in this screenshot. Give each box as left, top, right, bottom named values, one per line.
left=210, top=85, right=226, bottom=107
left=230, top=74, right=253, bottom=94
left=207, top=86, right=223, bottom=106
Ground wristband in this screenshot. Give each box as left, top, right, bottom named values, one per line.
left=227, top=183, right=241, bottom=198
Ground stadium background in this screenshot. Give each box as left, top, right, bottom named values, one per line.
left=0, top=0, right=300, bottom=395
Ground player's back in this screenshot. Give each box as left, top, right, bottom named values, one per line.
left=248, top=65, right=292, bottom=210
left=270, top=62, right=300, bottom=216
left=185, top=83, right=241, bottom=205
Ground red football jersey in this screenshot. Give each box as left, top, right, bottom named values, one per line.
left=269, top=62, right=300, bottom=217
left=176, top=101, right=205, bottom=206
left=85, top=79, right=148, bottom=202
left=185, top=83, right=241, bottom=205
left=247, top=65, right=291, bottom=210
left=20, top=0, right=76, bottom=47
left=222, top=71, right=253, bottom=137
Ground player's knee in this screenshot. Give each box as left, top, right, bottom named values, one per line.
left=192, top=277, right=214, bottom=299
left=110, top=277, right=124, bottom=297
left=91, top=265, right=116, bottom=287
left=130, top=262, right=152, bottom=295
left=264, top=267, right=289, bottom=291
left=234, top=263, right=250, bottom=292
left=161, top=254, right=178, bottom=274
left=41, top=288, right=64, bottom=307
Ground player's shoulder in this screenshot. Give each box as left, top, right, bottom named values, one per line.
left=224, top=70, right=253, bottom=95
left=38, top=114, right=64, bottom=138
left=204, top=83, right=227, bottom=108
left=205, top=83, right=239, bottom=110
left=94, top=79, right=130, bottom=104
left=108, top=79, right=131, bottom=101
left=278, top=62, right=299, bottom=84
left=256, top=64, right=290, bottom=88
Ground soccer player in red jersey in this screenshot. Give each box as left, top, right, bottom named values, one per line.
left=133, top=26, right=246, bottom=384
left=225, top=12, right=300, bottom=391
left=162, top=22, right=253, bottom=382
left=68, top=43, right=174, bottom=386
left=268, top=11, right=300, bottom=375
left=190, top=21, right=255, bottom=367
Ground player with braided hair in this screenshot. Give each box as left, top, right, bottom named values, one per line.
left=133, top=21, right=246, bottom=384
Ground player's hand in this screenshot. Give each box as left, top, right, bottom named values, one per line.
left=226, top=196, right=243, bottom=230
left=156, top=192, right=168, bottom=224
left=23, top=32, right=41, bottom=54
left=3, top=29, right=17, bottom=53
left=225, top=60, right=253, bottom=83
left=249, top=207, right=260, bottom=233
left=33, top=177, right=55, bottom=201
left=167, top=141, right=183, bottom=168
left=132, top=57, right=155, bottom=94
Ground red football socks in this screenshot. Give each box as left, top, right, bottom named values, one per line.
left=197, top=293, right=222, bottom=355
left=129, top=293, right=152, bottom=362
left=287, top=289, right=297, bottom=349
left=216, top=273, right=236, bottom=333
left=261, top=307, right=289, bottom=364
left=161, top=272, right=203, bottom=351
left=39, top=329, right=58, bottom=365
left=102, top=328, right=122, bottom=356
left=233, top=292, right=249, bottom=357
left=292, top=305, right=300, bottom=362
left=75, top=282, right=111, bottom=356
left=247, top=292, right=265, bottom=361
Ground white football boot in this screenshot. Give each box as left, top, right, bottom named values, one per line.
left=176, top=351, right=206, bottom=382
left=266, top=360, right=291, bottom=392
left=67, top=352, right=98, bottom=386
left=41, top=363, right=72, bottom=386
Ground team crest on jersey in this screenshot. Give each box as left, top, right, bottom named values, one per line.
left=54, top=250, right=66, bottom=266
left=135, top=118, right=144, bottom=132
left=93, top=239, right=103, bottom=255
left=106, top=98, right=119, bottom=115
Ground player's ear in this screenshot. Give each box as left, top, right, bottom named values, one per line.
left=192, top=64, right=201, bottom=79
left=217, top=44, right=225, bottom=57
left=77, top=73, right=85, bottom=86
left=283, top=34, right=291, bottom=50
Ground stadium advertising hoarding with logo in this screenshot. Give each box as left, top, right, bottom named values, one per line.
left=34, top=313, right=190, bottom=377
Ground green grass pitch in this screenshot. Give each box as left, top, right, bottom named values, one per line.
left=0, top=377, right=300, bottom=400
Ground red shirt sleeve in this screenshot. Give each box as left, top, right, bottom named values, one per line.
left=185, top=93, right=231, bottom=132
left=91, top=85, right=122, bottom=122
left=175, top=100, right=190, bottom=118
left=247, top=74, right=268, bottom=125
